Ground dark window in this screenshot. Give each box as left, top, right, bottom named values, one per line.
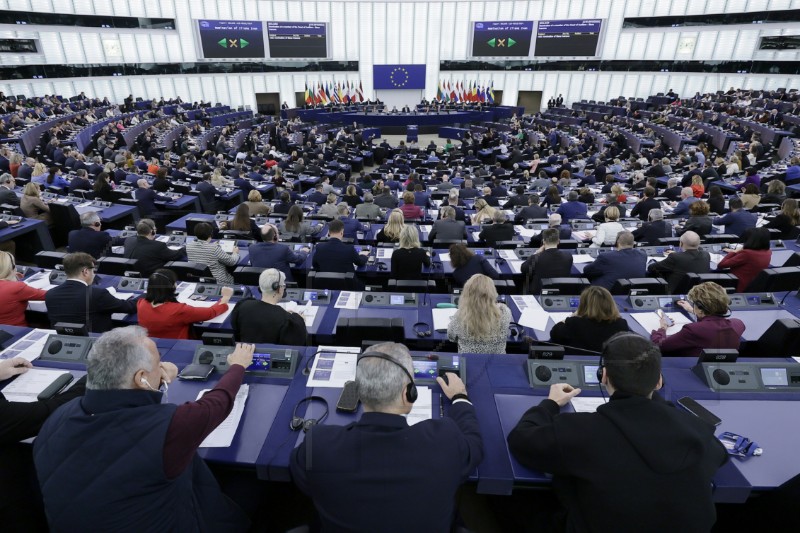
left=0, top=38, right=37, bottom=53
left=0, top=10, right=174, bottom=30
left=623, top=9, right=800, bottom=29
left=759, top=36, right=800, bottom=50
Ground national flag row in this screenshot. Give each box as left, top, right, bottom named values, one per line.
left=304, top=81, right=365, bottom=105
left=436, top=81, right=495, bottom=104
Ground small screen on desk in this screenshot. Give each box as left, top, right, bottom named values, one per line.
left=569, top=297, right=580, bottom=308
left=451, top=355, right=459, bottom=369
left=761, top=368, right=788, bottom=387
left=658, top=297, right=676, bottom=309
left=583, top=365, right=600, bottom=385
left=413, top=360, right=438, bottom=380
left=474, top=250, right=484, bottom=255
left=390, top=295, right=404, bottom=305
left=303, top=291, right=318, bottom=301
left=246, top=353, right=271, bottom=372
left=746, top=295, right=760, bottom=306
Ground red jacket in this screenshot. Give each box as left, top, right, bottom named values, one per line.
left=400, top=202, right=423, bottom=220
left=0, top=280, right=47, bottom=326
left=137, top=300, right=228, bottom=339
left=717, top=248, right=772, bottom=292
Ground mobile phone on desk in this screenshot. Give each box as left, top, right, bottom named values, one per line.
left=336, top=380, right=360, bottom=413
left=677, top=397, right=722, bottom=427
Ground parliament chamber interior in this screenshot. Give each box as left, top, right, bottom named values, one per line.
left=1, top=1, right=800, bottom=531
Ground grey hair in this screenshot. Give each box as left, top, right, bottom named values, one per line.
left=667, top=177, right=679, bottom=188
left=259, top=268, right=284, bottom=295
left=356, top=342, right=414, bottom=410
left=440, top=206, right=455, bottom=220
left=363, top=192, right=374, bottom=203
left=448, top=188, right=460, bottom=200
left=649, top=208, right=664, bottom=221
left=80, top=211, right=101, bottom=227
left=87, top=326, right=154, bottom=390
left=0, top=173, right=13, bottom=185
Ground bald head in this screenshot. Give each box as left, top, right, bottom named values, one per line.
left=680, top=231, right=701, bottom=250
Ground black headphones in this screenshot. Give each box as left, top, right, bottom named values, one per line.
left=375, top=261, right=388, bottom=271
left=412, top=321, right=432, bottom=338
left=357, top=351, right=418, bottom=403
left=599, top=332, right=650, bottom=383
left=150, top=271, right=173, bottom=288
left=290, top=396, right=329, bottom=433
left=508, top=322, right=523, bottom=340
left=270, top=270, right=286, bottom=292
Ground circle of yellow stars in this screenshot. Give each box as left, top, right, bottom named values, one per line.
left=389, top=67, right=410, bottom=88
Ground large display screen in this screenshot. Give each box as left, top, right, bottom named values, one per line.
left=196, top=20, right=265, bottom=59
left=471, top=21, right=533, bottom=57
left=535, top=19, right=603, bottom=56
left=267, top=21, right=328, bottom=58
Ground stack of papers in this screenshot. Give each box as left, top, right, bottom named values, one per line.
left=198, top=385, right=249, bottom=448
left=2, top=368, right=72, bottom=402
left=515, top=226, right=539, bottom=238
left=572, top=254, right=596, bottom=264
left=632, top=311, right=691, bottom=335
left=498, top=250, right=518, bottom=261
left=0, top=329, right=56, bottom=362
left=432, top=307, right=458, bottom=331
left=277, top=301, right=319, bottom=327
left=376, top=248, right=394, bottom=259
left=407, top=387, right=432, bottom=425
left=219, top=240, right=236, bottom=254
left=306, top=346, right=360, bottom=388
left=334, top=291, right=363, bottom=309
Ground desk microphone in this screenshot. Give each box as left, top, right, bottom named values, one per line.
left=778, top=289, right=795, bottom=307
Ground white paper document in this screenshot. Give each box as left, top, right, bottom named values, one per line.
left=406, top=386, right=432, bottom=426
left=471, top=231, right=483, bottom=241
left=334, top=291, right=363, bottom=309
left=305, top=347, right=360, bottom=388
left=438, top=252, right=451, bottom=262
left=1, top=368, right=73, bottom=402
left=375, top=248, right=394, bottom=259
left=517, top=308, right=551, bottom=332
left=419, top=225, right=433, bottom=234
left=219, top=240, right=236, bottom=254
left=432, top=308, right=458, bottom=331
left=548, top=312, right=574, bottom=326
left=24, top=271, right=57, bottom=290
left=277, top=301, right=319, bottom=327
left=498, top=249, right=518, bottom=261
left=511, top=295, right=544, bottom=312
left=572, top=254, right=596, bottom=264
left=0, top=329, right=56, bottom=362
left=514, top=226, right=539, bottom=238
left=571, top=397, right=606, bottom=413
left=632, top=312, right=691, bottom=335
left=106, top=287, right=134, bottom=300
left=198, top=385, right=249, bottom=448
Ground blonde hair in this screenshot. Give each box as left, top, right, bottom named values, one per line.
left=33, top=162, right=47, bottom=176
left=687, top=282, right=730, bottom=316
left=691, top=175, right=703, bottom=186
left=383, top=209, right=405, bottom=240
left=247, top=189, right=262, bottom=202
left=604, top=206, right=620, bottom=221
left=610, top=184, right=623, bottom=196
left=23, top=181, right=41, bottom=197
left=0, top=251, right=15, bottom=281
left=472, top=199, right=496, bottom=225
left=456, top=274, right=501, bottom=339
left=398, top=224, right=420, bottom=249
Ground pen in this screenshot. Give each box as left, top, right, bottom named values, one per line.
left=439, top=394, right=444, bottom=418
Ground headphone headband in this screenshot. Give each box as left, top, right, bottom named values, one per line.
left=357, top=351, right=418, bottom=403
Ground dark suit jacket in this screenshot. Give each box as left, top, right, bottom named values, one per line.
left=521, top=248, right=574, bottom=293
left=195, top=181, right=220, bottom=213
left=133, top=187, right=159, bottom=216
left=632, top=220, right=672, bottom=245
left=529, top=226, right=573, bottom=248
left=583, top=248, right=648, bottom=290
left=429, top=219, right=466, bottom=241
left=0, top=186, right=19, bottom=206
left=312, top=237, right=367, bottom=273
left=306, top=191, right=328, bottom=206
left=68, top=177, right=92, bottom=194
left=45, top=280, right=138, bottom=333
left=124, top=236, right=184, bottom=276
left=648, top=249, right=711, bottom=293
left=290, top=403, right=483, bottom=533
left=516, top=204, right=548, bottom=222
left=248, top=242, right=307, bottom=282
left=67, top=228, right=112, bottom=259
left=479, top=222, right=516, bottom=247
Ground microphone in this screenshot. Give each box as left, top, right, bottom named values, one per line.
left=778, top=289, right=795, bottom=307
left=525, top=336, right=603, bottom=356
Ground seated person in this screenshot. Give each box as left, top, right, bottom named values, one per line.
left=630, top=186, right=660, bottom=221
left=220, top=203, right=260, bottom=241
left=400, top=191, right=423, bottom=220
left=354, top=192, right=383, bottom=220
left=248, top=224, right=309, bottom=283
left=124, top=218, right=185, bottom=276
left=390, top=225, right=431, bottom=280
left=672, top=187, right=700, bottom=218
left=447, top=274, right=512, bottom=354
left=0, top=250, right=46, bottom=326
left=590, top=206, right=624, bottom=248
left=515, top=193, right=547, bottom=222
left=279, top=205, right=323, bottom=242
left=522, top=228, right=574, bottom=294
left=68, top=211, right=113, bottom=259
left=678, top=200, right=713, bottom=237
left=650, top=282, right=745, bottom=357
left=230, top=269, right=308, bottom=345
left=632, top=209, right=672, bottom=246
left=583, top=231, right=647, bottom=291
left=312, top=219, right=370, bottom=274
left=549, top=286, right=631, bottom=353
left=717, top=227, right=772, bottom=292
left=508, top=333, right=727, bottom=532
left=272, top=191, right=294, bottom=215
left=290, top=342, right=482, bottom=533
left=33, top=327, right=252, bottom=531
left=185, top=222, right=240, bottom=284
left=429, top=206, right=466, bottom=242
left=529, top=213, right=572, bottom=248
left=765, top=198, right=800, bottom=238
left=556, top=191, right=588, bottom=223
left=20, top=182, right=51, bottom=225
left=45, top=252, right=138, bottom=333
left=712, top=198, right=757, bottom=238
left=375, top=209, right=404, bottom=243
left=647, top=231, right=710, bottom=294
left=137, top=269, right=232, bottom=339
left=336, top=203, right=365, bottom=241
left=317, top=193, right=339, bottom=219
left=478, top=210, right=516, bottom=247
left=450, top=243, right=499, bottom=287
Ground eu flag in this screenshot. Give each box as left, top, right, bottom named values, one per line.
left=373, top=64, right=426, bottom=90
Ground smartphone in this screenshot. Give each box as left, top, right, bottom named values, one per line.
left=677, top=397, right=722, bottom=427
left=336, top=380, right=360, bottom=413
left=657, top=309, right=674, bottom=327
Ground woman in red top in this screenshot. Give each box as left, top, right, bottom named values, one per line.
left=717, top=227, right=772, bottom=292
left=136, top=269, right=232, bottom=339
left=399, top=191, right=423, bottom=219
left=690, top=175, right=705, bottom=198
left=0, top=251, right=47, bottom=326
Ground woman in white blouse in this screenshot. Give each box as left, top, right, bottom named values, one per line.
left=591, top=206, right=624, bottom=248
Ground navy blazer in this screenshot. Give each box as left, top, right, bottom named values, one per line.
left=306, top=191, right=328, bottom=206
left=290, top=403, right=483, bottom=533
left=583, top=248, right=648, bottom=290
left=195, top=181, right=220, bottom=213
left=68, top=177, right=92, bottom=194
left=45, top=280, right=138, bottom=333
left=248, top=242, right=307, bottom=282
left=713, top=210, right=757, bottom=238
left=132, top=187, right=160, bottom=216
left=312, top=237, right=367, bottom=273
left=67, top=228, right=112, bottom=259
left=339, top=217, right=365, bottom=241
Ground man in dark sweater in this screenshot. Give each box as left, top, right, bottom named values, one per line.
left=508, top=333, right=728, bottom=533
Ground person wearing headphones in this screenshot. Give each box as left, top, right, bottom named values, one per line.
left=137, top=269, right=232, bottom=340
left=0, top=251, right=47, bottom=326
left=45, top=252, right=139, bottom=333
left=290, top=342, right=483, bottom=532
left=68, top=211, right=114, bottom=259
left=124, top=218, right=184, bottom=277
left=508, top=333, right=727, bottom=532
left=248, top=224, right=309, bottom=283
left=650, top=281, right=745, bottom=357
left=230, top=268, right=308, bottom=345
left=33, top=326, right=253, bottom=532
